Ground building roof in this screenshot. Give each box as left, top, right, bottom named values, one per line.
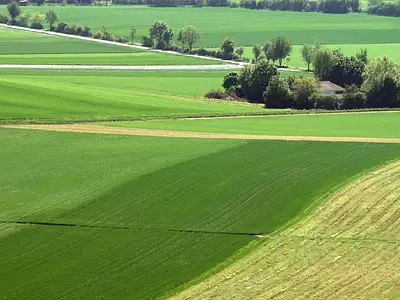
left=319, top=81, right=345, bottom=94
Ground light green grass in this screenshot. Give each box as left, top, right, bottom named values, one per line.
left=16, top=6, right=400, bottom=47
left=108, top=112, right=400, bottom=138
left=0, top=52, right=222, bottom=65
left=0, top=69, right=263, bottom=120
left=0, top=27, right=221, bottom=65
left=0, top=27, right=137, bottom=54
left=243, top=43, right=400, bottom=68
left=1, top=128, right=399, bottom=299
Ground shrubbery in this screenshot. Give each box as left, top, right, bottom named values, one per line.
left=0, top=14, right=8, bottom=24
left=367, top=2, right=400, bottom=17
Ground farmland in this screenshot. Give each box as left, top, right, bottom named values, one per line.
left=1, top=128, right=399, bottom=299
left=109, top=112, right=400, bottom=138
left=0, top=69, right=263, bottom=121
left=173, top=160, right=400, bottom=299
left=0, top=27, right=222, bottom=65
left=1, top=4, right=400, bottom=299
left=13, top=6, right=400, bottom=66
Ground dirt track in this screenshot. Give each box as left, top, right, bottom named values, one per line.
left=2, top=124, right=400, bottom=143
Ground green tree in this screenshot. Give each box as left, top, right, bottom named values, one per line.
left=356, top=48, right=368, bottom=64
left=149, top=21, right=173, bottom=47
left=129, top=26, right=137, bottom=44
left=235, top=46, right=244, bottom=59
left=263, top=41, right=271, bottom=59
left=222, top=72, right=239, bottom=91
left=263, top=76, right=292, bottom=108
left=340, top=85, right=366, bottom=109
left=45, top=9, right=58, bottom=30
left=220, top=37, right=235, bottom=59
left=7, top=1, right=21, bottom=24
left=268, top=36, right=292, bottom=67
left=313, top=48, right=334, bottom=79
left=292, top=77, right=319, bottom=109
left=252, top=44, right=262, bottom=61
left=239, top=59, right=278, bottom=102
left=301, top=44, right=315, bottom=71
left=177, top=25, right=200, bottom=51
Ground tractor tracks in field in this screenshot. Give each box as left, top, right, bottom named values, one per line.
left=2, top=124, right=400, bottom=143
left=0, top=220, right=263, bottom=237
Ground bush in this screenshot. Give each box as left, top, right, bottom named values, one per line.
left=310, top=93, right=338, bottom=110
left=64, top=24, right=79, bottom=35
left=54, top=22, right=68, bottom=33
left=205, top=90, right=228, bottom=99
left=263, top=76, right=292, bottom=108
left=30, top=22, right=44, bottom=29
left=156, top=39, right=168, bottom=50
left=367, top=3, right=400, bottom=17
left=292, top=76, right=319, bottom=109
left=93, top=31, right=103, bottom=39
left=340, top=85, right=366, bottom=109
left=142, top=36, right=154, bottom=47
left=318, top=0, right=350, bottom=13
left=222, top=72, right=239, bottom=91
left=0, top=14, right=8, bottom=24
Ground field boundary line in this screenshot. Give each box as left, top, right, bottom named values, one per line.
left=0, top=220, right=262, bottom=237
left=2, top=124, right=400, bottom=143
left=0, top=64, right=241, bottom=70
left=0, top=23, right=241, bottom=66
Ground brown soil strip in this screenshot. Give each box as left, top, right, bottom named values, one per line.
left=2, top=124, right=400, bottom=143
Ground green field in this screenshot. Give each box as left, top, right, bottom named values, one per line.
left=17, top=6, right=400, bottom=47
left=1, top=128, right=399, bottom=299
left=107, top=112, right=400, bottom=138
left=0, top=27, right=221, bottom=65
left=0, top=69, right=263, bottom=121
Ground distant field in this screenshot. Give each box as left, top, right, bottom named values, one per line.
left=1, top=128, right=399, bottom=299
left=109, top=112, right=400, bottom=138
left=0, top=27, right=221, bottom=65
left=0, top=69, right=262, bottom=120
left=0, top=27, right=136, bottom=54
left=16, top=6, right=400, bottom=47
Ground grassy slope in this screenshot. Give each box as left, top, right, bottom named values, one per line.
left=0, top=27, right=221, bottom=65
left=0, top=69, right=262, bottom=120
left=1, top=128, right=399, bottom=299
left=17, top=6, right=400, bottom=47
left=0, top=27, right=137, bottom=54
left=108, top=112, right=400, bottom=138
left=172, top=160, right=400, bottom=299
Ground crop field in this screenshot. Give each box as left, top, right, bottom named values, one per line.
left=107, top=112, right=400, bottom=139
left=1, top=128, right=399, bottom=299
left=14, top=6, right=400, bottom=67
left=0, top=27, right=221, bottom=65
left=173, top=159, right=400, bottom=299
left=0, top=69, right=264, bottom=121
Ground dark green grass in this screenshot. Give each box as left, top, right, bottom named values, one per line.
left=0, top=69, right=262, bottom=120
left=15, top=6, right=400, bottom=47
left=0, top=27, right=137, bottom=54
left=109, top=112, right=400, bottom=139
left=1, top=129, right=399, bottom=299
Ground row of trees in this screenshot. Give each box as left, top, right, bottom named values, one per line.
left=216, top=56, right=400, bottom=109
left=251, top=36, right=292, bottom=66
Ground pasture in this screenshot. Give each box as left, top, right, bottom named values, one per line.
left=0, top=27, right=221, bottom=65
left=0, top=69, right=262, bottom=121
left=108, top=112, right=400, bottom=139
left=11, top=6, right=400, bottom=67
left=173, top=160, right=400, bottom=299
left=1, top=128, right=399, bottom=299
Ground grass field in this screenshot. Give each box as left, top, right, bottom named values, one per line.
left=173, top=159, right=400, bottom=299
left=107, top=112, right=400, bottom=138
left=0, top=69, right=264, bottom=121
left=16, top=6, right=400, bottom=47
left=0, top=27, right=222, bottom=65
left=1, top=128, right=399, bottom=299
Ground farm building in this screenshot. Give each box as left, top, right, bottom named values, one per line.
left=319, top=81, right=345, bottom=95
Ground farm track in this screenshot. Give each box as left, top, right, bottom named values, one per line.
left=2, top=124, right=400, bottom=143
left=172, top=160, right=400, bottom=299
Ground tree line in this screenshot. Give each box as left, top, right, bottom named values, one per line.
left=213, top=52, right=400, bottom=110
